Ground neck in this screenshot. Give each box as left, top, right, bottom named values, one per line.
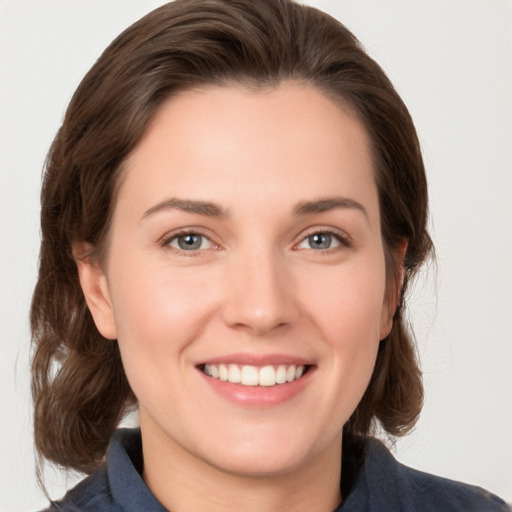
left=140, top=418, right=342, bottom=512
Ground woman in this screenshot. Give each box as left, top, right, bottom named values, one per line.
left=29, top=0, right=509, bottom=510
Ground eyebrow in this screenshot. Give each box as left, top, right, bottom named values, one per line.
left=141, top=195, right=368, bottom=222
left=141, top=198, right=226, bottom=220
left=294, top=196, right=369, bottom=221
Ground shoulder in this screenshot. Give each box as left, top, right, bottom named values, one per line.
left=41, top=466, right=120, bottom=512
left=341, top=437, right=510, bottom=511
left=391, top=456, right=508, bottom=511
left=38, top=429, right=162, bottom=512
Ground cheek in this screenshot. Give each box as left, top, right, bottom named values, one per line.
left=107, top=256, right=220, bottom=363
left=302, top=260, right=388, bottom=343
left=299, top=258, right=386, bottom=403
left=106, top=260, right=223, bottom=413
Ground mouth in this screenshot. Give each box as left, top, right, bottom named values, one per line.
left=199, top=363, right=311, bottom=387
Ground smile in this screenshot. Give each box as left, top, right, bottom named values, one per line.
left=202, top=364, right=307, bottom=387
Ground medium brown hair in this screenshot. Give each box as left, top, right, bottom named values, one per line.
left=31, top=0, right=433, bottom=475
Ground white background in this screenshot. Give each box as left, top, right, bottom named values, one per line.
left=1, top=1, right=511, bottom=510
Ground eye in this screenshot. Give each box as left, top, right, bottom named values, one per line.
left=166, top=232, right=214, bottom=251
left=296, top=230, right=348, bottom=251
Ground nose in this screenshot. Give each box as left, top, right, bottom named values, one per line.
left=222, top=249, right=299, bottom=335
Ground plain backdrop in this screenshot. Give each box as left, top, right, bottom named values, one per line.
left=1, top=1, right=511, bottom=510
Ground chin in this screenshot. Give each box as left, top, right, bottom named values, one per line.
left=206, top=447, right=309, bottom=479
left=194, top=427, right=337, bottom=479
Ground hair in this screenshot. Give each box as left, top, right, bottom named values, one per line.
left=31, top=0, right=433, bottom=475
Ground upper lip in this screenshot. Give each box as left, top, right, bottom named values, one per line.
left=196, top=353, right=314, bottom=367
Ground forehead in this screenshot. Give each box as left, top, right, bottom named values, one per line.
left=118, top=83, right=377, bottom=219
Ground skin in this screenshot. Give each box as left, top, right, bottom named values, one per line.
left=76, top=83, right=399, bottom=512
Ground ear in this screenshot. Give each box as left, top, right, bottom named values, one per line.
left=379, top=240, right=408, bottom=340
left=73, top=241, right=117, bottom=340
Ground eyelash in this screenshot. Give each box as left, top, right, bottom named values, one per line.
left=294, top=228, right=352, bottom=254
left=160, top=228, right=352, bottom=255
left=160, top=229, right=217, bottom=256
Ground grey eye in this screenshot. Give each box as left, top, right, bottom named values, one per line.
left=296, top=231, right=345, bottom=252
left=307, top=233, right=333, bottom=250
left=171, top=234, right=208, bottom=251
left=178, top=234, right=202, bottom=250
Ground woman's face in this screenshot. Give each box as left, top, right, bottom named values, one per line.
left=80, top=84, right=395, bottom=478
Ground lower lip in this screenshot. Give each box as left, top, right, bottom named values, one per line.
left=198, top=368, right=314, bottom=407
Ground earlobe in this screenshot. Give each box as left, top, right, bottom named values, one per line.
left=73, top=242, right=117, bottom=340
left=379, top=310, right=393, bottom=341
left=380, top=240, right=409, bottom=340
left=396, top=240, right=408, bottom=297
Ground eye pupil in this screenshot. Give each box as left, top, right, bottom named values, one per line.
left=178, top=234, right=202, bottom=250
left=309, top=233, right=331, bottom=249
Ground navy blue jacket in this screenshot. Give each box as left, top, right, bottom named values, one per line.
left=44, top=429, right=509, bottom=511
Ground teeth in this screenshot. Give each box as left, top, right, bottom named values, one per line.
left=219, top=364, right=228, bottom=381
left=276, top=365, right=287, bottom=384
left=258, top=365, right=275, bottom=386
left=202, top=363, right=306, bottom=387
left=228, top=364, right=241, bottom=383
left=240, top=365, right=259, bottom=385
